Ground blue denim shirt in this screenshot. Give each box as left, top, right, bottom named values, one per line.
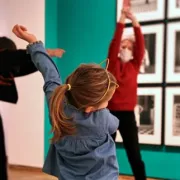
left=27, top=42, right=119, bottom=180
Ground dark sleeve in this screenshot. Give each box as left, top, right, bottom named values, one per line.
left=11, top=61, right=37, bottom=77
left=0, top=49, right=37, bottom=76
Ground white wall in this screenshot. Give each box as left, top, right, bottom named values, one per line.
left=0, top=0, right=10, bottom=156
left=0, top=0, right=45, bottom=167
left=0, top=0, right=9, bottom=36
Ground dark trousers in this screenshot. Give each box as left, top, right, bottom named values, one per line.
left=110, top=111, right=146, bottom=180
left=0, top=115, right=8, bottom=180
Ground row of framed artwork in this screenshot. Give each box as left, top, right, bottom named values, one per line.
left=115, top=0, right=180, bottom=146
left=115, top=87, right=180, bottom=146
left=125, top=22, right=180, bottom=83
left=117, top=0, right=180, bottom=22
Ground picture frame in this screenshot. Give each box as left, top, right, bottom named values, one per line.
left=168, top=0, right=180, bottom=19
left=116, top=87, right=162, bottom=145
left=166, top=22, right=180, bottom=82
left=121, top=24, right=164, bottom=83
left=165, top=87, right=180, bottom=146
left=117, top=0, right=165, bottom=22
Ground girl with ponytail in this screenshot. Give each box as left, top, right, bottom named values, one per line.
left=13, top=24, right=120, bottom=180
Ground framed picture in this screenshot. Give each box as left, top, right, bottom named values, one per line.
left=165, top=88, right=180, bottom=146
left=117, top=0, right=165, bottom=22
left=121, top=24, right=164, bottom=83
left=166, top=22, right=180, bottom=82
left=116, top=88, right=162, bottom=145
left=168, top=0, right=180, bottom=18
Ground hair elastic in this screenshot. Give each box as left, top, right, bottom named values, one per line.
left=67, top=84, right=71, bottom=91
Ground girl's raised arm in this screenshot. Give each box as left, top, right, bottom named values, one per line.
left=12, top=24, right=65, bottom=104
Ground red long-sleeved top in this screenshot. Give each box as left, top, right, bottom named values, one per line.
left=107, top=23, right=145, bottom=111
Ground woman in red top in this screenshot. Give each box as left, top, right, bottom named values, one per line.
left=107, top=8, right=146, bottom=180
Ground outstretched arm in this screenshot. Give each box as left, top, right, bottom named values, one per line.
left=0, top=49, right=32, bottom=73
left=107, top=9, right=126, bottom=70
left=125, top=11, right=145, bottom=69
left=0, top=48, right=64, bottom=77
left=27, top=42, right=62, bottom=102
left=12, top=25, right=64, bottom=104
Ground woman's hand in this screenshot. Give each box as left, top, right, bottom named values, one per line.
left=123, top=9, right=140, bottom=27
left=12, top=25, right=37, bottom=43
left=124, top=10, right=135, bottom=21
left=47, top=49, right=65, bottom=58
left=119, top=7, right=129, bottom=23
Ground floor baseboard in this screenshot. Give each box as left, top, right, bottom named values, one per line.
left=9, top=164, right=42, bottom=172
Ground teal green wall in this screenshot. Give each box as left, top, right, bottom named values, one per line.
left=45, top=0, right=180, bottom=179
left=44, top=0, right=59, bottom=157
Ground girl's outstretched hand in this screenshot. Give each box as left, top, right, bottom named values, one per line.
left=12, top=25, right=37, bottom=43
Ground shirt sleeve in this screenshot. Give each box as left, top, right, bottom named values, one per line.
left=131, top=26, right=145, bottom=70
left=107, top=113, right=119, bottom=135
left=27, top=42, right=62, bottom=105
left=11, top=61, right=37, bottom=77
left=107, top=23, right=125, bottom=71
left=103, top=109, right=119, bottom=135
left=0, top=49, right=33, bottom=71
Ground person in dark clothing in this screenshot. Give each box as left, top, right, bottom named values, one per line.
left=0, top=36, right=65, bottom=180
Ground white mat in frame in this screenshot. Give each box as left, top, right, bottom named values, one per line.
left=166, top=22, right=180, bottom=83
left=168, top=0, right=180, bottom=19
left=115, top=87, right=162, bottom=145
left=122, top=24, right=164, bottom=83
left=165, top=87, right=180, bottom=146
left=116, top=0, right=165, bottom=22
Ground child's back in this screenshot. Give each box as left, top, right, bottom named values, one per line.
left=44, top=105, right=119, bottom=180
